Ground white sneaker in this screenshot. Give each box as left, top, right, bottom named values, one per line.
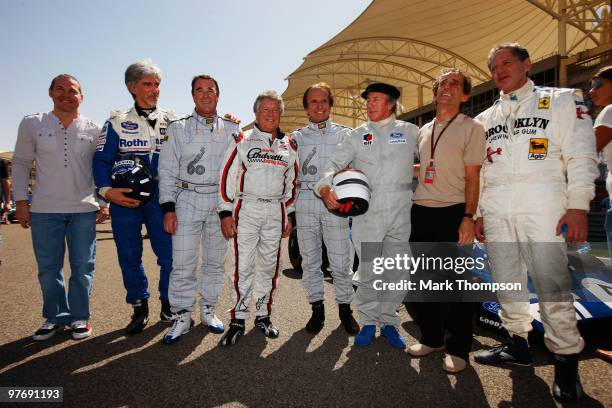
left=71, top=320, right=92, bottom=340
left=201, top=306, right=224, bottom=333
left=162, top=311, right=193, bottom=345
left=33, top=320, right=63, bottom=341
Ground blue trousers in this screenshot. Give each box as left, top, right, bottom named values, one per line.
left=30, top=212, right=96, bottom=324
left=110, top=189, right=172, bottom=304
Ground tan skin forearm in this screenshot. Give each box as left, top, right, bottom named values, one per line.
left=413, top=164, right=420, bottom=180
left=464, top=165, right=481, bottom=214
left=595, top=125, right=612, bottom=153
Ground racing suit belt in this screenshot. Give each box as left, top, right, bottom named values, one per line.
left=177, top=180, right=218, bottom=194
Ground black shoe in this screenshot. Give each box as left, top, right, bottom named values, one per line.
left=160, top=299, right=175, bottom=322
left=126, top=299, right=149, bottom=335
left=255, top=316, right=279, bottom=338
left=553, top=353, right=583, bottom=402
left=338, top=303, right=360, bottom=335
left=219, top=319, right=245, bottom=347
left=306, top=301, right=325, bottom=334
left=474, top=334, right=532, bottom=366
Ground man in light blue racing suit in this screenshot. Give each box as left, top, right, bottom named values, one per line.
left=158, top=74, right=241, bottom=344
left=292, top=82, right=359, bottom=335
left=317, top=82, right=419, bottom=349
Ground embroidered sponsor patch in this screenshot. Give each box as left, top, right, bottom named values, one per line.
left=389, top=132, right=407, bottom=144
left=160, top=127, right=166, bottom=135
left=528, top=138, right=548, bottom=160
left=111, top=159, right=137, bottom=175
left=537, top=96, right=550, bottom=109
left=362, top=133, right=373, bottom=146
left=120, top=121, right=139, bottom=131
left=317, top=122, right=326, bottom=129
left=576, top=106, right=588, bottom=119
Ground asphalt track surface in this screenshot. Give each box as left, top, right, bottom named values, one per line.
left=0, top=222, right=610, bottom=408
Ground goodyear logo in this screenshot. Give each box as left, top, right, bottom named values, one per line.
left=528, top=138, right=548, bottom=160
left=538, top=96, right=550, bottom=109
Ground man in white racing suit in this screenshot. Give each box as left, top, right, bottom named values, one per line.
left=218, top=90, right=298, bottom=347
left=158, top=75, right=241, bottom=344
left=293, top=83, right=359, bottom=335
left=317, top=82, right=419, bottom=349
left=474, top=43, right=598, bottom=402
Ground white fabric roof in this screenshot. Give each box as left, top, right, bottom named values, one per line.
left=280, top=0, right=609, bottom=130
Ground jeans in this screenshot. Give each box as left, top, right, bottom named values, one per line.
left=606, top=208, right=612, bottom=259
left=30, top=212, right=97, bottom=325
left=109, top=188, right=172, bottom=304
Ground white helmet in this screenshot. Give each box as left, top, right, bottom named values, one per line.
left=331, top=169, right=371, bottom=217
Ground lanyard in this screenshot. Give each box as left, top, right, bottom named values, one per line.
left=429, top=113, right=459, bottom=162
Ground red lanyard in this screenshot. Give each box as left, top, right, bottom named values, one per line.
left=429, top=113, right=459, bottom=163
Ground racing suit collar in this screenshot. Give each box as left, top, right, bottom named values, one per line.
left=254, top=124, right=284, bottom=141
left=500, top=79, right=534, bottom=103
left=307, top=119, right=332, bottom=131
left=193, top=110, right=217, bottom=126
left=368, top=114, right=395, bottom=129
left=134, top=104, right=159, bottom=120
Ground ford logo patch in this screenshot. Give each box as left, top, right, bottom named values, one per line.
left=483, top=301, right=500, bottom=315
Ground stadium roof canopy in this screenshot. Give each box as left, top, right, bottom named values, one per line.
left=280, top=0, right=612, bottom=130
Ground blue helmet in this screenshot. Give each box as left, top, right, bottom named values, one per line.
left=110, top=158, right=155, bottom=204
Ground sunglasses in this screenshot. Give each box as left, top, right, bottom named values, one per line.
left=591, top=79, right=604, bottom=89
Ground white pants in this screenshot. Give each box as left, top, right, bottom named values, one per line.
left=169, top=190, right=227, bottom=313
left=484, top=213, right=583, bottom=355
left=229, top=199, right=284, bottom=320
left=296, top=189, right=353, bottom=304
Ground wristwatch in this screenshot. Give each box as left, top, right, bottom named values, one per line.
left=463, top=213, right=474, bottom=219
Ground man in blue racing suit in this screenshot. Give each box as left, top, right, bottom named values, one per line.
left=93, top=60, right=176, bottom=335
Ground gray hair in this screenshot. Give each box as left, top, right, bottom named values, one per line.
left=253, top=90, right=284, bottom=114
left=486, top=43, right=530, bottom=72
left=124, top=59, right=162, bottom=88
left=387, top=95, right=400, bottom=114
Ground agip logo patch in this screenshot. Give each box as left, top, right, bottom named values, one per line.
left=528, top=138, right=548, bottom=160
left=538, top=96, right=550, bottom=109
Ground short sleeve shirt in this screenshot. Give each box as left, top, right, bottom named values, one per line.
left=413, top=113, right=486, bottom=207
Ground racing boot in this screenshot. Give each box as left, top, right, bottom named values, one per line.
left=338, top=303, right=360, bottom=335
left=219, top=319, right=245, bottom=347
left=355, top=325, right=376, bottom=347
left=160, top=299, right=175, bottom=322
left=255, top=315, right=279, bottom=338
left=381, top=325, right=407, bottom=349
left=306, top=301, right=325, bottom=334
left=126, top=298, right=149, bottom=335
left=201, top=305, right=224, bottom=334
left=474, top=333, right=532, bottom=366
left=552, top=353, right=583, bottom=402
left=162, top=310, right=194, bottom=345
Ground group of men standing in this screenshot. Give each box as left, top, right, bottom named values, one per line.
left=11, top=41, right=598, bottom=402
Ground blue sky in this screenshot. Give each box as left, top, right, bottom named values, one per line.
left=0, top=0, right=370, bottom=151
